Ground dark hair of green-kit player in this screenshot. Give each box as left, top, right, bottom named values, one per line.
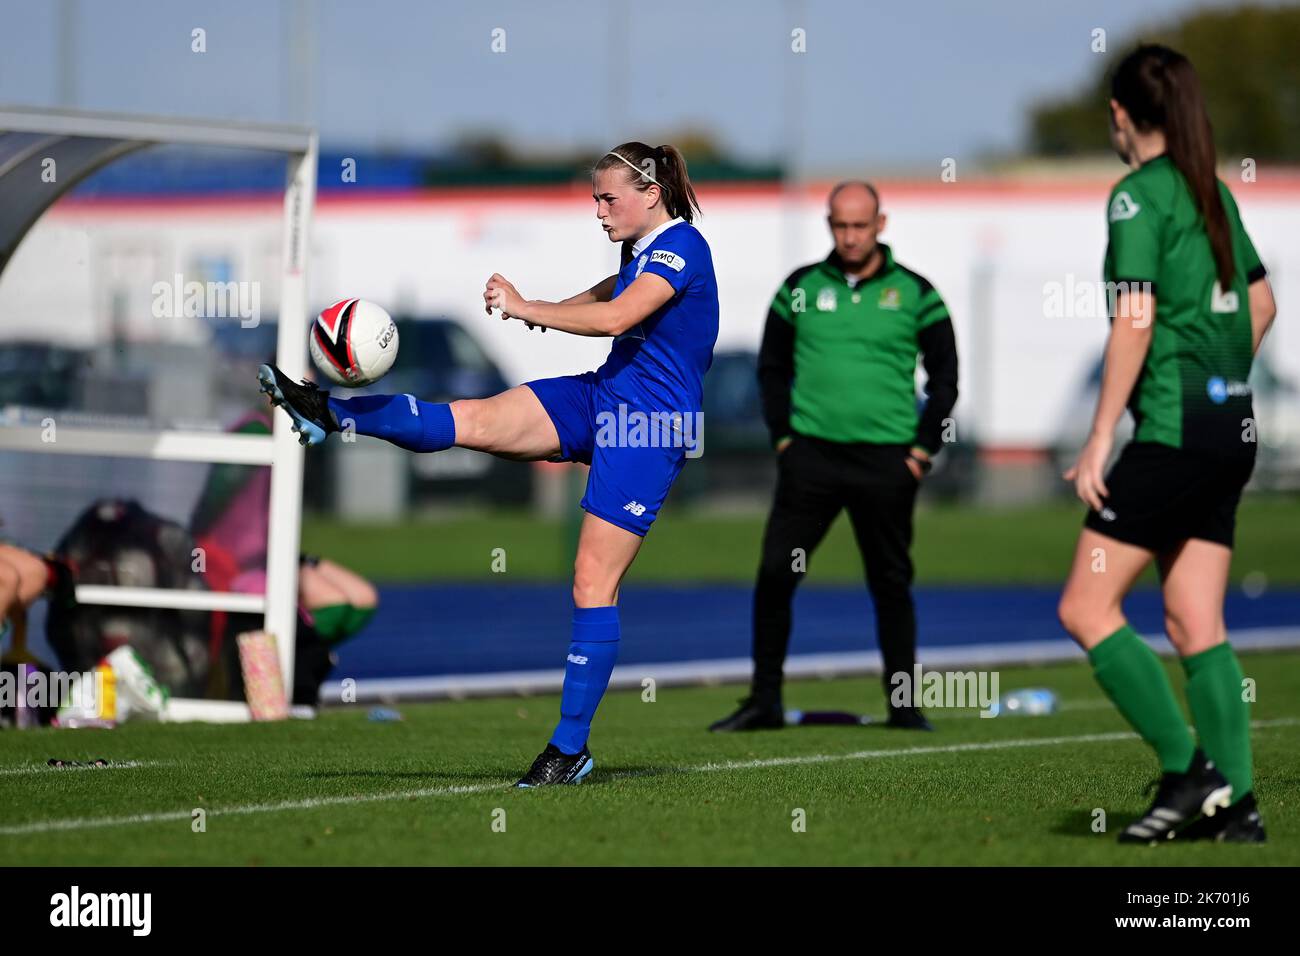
left=1110, top=44, right=1234, bottom=291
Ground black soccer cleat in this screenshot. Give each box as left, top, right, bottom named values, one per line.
left=708, top=696, right=785, bottom=732
left=1174, top=791, right=1266, bottom=844
left=257, top=364, right=337, bottom=446
left=1118, top=749, right=1233, bottom=845
left=885, top=706, right=934, bottom=731
left=514, top=744, right=594, bottom=788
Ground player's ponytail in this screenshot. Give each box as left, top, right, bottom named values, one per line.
left=1112, top=45, right=1234, bottom=291
left=596, top=142, right=702, bottom=223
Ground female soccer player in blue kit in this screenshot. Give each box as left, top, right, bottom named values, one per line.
left=259, top=142, right=719, bottom=786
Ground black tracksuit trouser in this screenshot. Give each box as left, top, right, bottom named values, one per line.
left=751, top=433, right=920, bottom=710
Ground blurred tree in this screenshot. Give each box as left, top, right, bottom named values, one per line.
left=451, top=131, right=517, bottom=168
left=428, top=129, right=778, bottom=185
left=1029, top=5, right=1300, bottom=160
left=450, top=128, right=729, bottom=167
left=656, top=128, right=727, bottom=163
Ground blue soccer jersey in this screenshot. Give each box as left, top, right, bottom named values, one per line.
left=524, top=217, right=719, bottom=535
left=596, top=217, right=719, bottom=414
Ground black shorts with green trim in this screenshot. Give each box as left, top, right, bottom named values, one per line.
left=1083, top=441, right=1255, bottom=552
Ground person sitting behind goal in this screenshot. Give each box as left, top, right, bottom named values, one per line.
left=189, top=409, right=378, bottom=701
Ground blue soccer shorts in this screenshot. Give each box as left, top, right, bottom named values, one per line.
left=524, top=372, right=688, bottom=536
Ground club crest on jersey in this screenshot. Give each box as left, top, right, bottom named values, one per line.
left=649, top=250, right=686, bottom=272
left=1210, top=283, right=1240, bottom=313
left=878, top=287, right=901, bottom=310
left=817, top=287, right=838, bottom=312
left=1109, top=190, right=1141, bottom=222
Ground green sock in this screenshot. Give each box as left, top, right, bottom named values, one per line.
left=310, top=603, right=375, bottom=644
left=310, top=603, right=352, bottom=643
left=1088, top=625, right=1195, bottom=773
left=341, top=604, right=375, bottom=637
left=1182, top=642, right=1252, bottom=803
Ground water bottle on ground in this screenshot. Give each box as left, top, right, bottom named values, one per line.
left=989, top=688, right=1058, bottom=717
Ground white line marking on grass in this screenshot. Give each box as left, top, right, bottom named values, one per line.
left=0, top=718, right=1295, bottom=837
left=0, top=781, right=509, bottom=836
left=0, top=760, right=165, bottom=777
left=621, top=716, right=1300, bottom=777
left=689, top=732, right=1144, bottom=773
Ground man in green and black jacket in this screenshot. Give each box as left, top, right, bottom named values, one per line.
left=711, top=181, right=959, bottom=732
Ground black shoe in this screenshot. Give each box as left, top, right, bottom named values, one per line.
left=1118, top=749, right=1233, bottom=844
left=42, top=555, right=78, bottom=609
left=1174, top=791, right=1266, bottom=844
left=257, top=364, right=337, bottom=446
left=514, top=744, right=594, bottom=788
left=708, top=696, right=785, bottom=732
left=885, top=706, right=934, bottom=731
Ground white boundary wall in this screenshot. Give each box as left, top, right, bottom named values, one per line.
left=2, top=176, right=1296, bottom=448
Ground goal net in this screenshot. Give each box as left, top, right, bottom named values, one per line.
left=0, top=106, right=317, bottom=719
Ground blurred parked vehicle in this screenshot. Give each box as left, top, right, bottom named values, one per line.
left=0, top=343, right=91, bottom=412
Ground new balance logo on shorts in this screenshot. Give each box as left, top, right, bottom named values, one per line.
left=567, top=653, right=588, bottom=665
left=623, top=501, right=647, bottom=516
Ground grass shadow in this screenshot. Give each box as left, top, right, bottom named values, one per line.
left=1049, top=807, right=1115, bottom=839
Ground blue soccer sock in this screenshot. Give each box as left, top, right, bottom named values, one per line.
left=326, top=393, right=456, bottom=452
left=550, top=605, right=621, bottom=754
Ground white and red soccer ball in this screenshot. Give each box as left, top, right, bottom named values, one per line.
left=308, top=298, right=399, bottom=387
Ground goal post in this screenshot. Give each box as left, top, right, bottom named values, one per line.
left=265, top=136, right=318, bottom=705
left=0, top=106, right=317, bottom=715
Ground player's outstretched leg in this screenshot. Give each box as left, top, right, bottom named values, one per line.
left=260, top=365, right=560, bottom=460
left=257, top=364, right=339, bottom=446
left=259, top=362, right=456, bottom=451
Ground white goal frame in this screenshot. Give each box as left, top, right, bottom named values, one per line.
left=0, top=106, right=317, bottom=714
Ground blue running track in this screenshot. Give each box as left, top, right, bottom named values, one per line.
left=334, top=584, right=1300, bottom=681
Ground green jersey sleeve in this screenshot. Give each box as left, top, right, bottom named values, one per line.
left=1106, top=180, right=1161, bottom=285
left=915, top=285, right=951, bottom=331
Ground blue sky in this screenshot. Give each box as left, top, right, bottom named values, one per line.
left=0, top=0, right=1281, bottom=174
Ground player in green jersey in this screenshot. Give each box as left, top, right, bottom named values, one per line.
left=1058, top=45, right=1278, bottom=844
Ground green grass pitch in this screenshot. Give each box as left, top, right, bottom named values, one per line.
left=300, top=497, right=1300, bottom=585
left=3, top=651, right=1296, bottom=866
